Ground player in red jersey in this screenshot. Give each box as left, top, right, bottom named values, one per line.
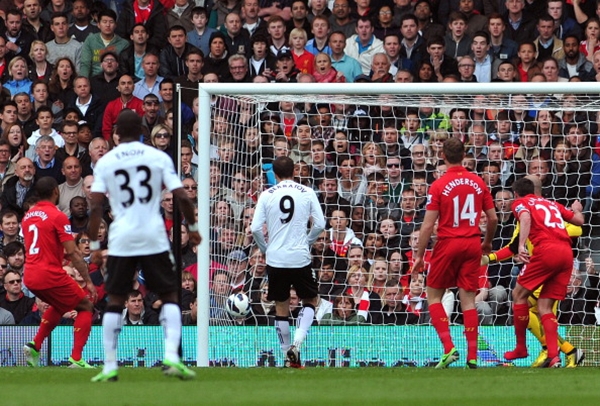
left=21, top=177, right=97, bottom=368
left=412, top=138, right=497, bottom=369
left=504, top=177, right=584, bottom=367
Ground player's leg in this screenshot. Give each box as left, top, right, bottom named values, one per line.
left=266, top=265, right=296, bottom=366
left=537, top=253, right=573, bottom=368
left=92, top=255, right=136, bottom=382
left=538, top=297, right=561, bottom=367
left=427, top=240, right=459, bottom=367
left=91, top=294, right=126, bottom=382
left=458, top=288, right=478, bottom=368
left=143, top=252, right=195, bottom=379
left=527, top=295, right=548, bottom=367
left=428, top=286, right=458, bottom=367
left=290, top=265, right=319, bottom=351
left=505, top=282, right=532, bottom=360
left=25, top=304, right=63, bottom=367
left=69, top=298, right=95, bottom=368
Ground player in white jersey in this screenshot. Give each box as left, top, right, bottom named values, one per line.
left=87, top=110, right=201, bottom=382
left=251, top=156, right=326, bottom=368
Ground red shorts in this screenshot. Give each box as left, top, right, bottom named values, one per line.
left=428, top=237, right=481, bottom=291
left=27, top=272, right=87, bottom=315
left=517, top=243, right=573, bottom=300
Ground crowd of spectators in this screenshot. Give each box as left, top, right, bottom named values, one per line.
left=1, top=0, right=600, bottom=328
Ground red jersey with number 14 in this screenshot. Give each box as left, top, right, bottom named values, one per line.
left=426, top=166, right=494, bottom=239
left=511, top=195, right=574, bottom=247
left=22, top=201, right=74, bottom=289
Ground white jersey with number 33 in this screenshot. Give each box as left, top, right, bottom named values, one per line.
left=91, top=141, right=183, bottom=256
left=251, top=180, right=325, bottom=268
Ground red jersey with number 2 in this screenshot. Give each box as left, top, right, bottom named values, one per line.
left=426, top=166, right=494, bottom=238
left=22, top=201, right=74, bottom=288
left=511, top=195, right=574, bottom=247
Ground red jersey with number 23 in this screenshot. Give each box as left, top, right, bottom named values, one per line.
left=427, top=166, right=494, bottom=238
left=22, top=201, right=75, bottom=289
left=511, top=195, right=574, bottom=247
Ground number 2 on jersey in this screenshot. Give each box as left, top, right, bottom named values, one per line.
left=452, top=194, right=477, bottom=227
left=114, top=166, right=153, bottom=208
left=28, top=224, right=39, bottom=255
left=279, top=195, right=295, bottom=224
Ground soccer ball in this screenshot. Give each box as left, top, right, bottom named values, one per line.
left=226, top=293, right=251, bottom=318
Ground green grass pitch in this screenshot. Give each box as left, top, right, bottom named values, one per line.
left=1, top=367, right=599, bottom=406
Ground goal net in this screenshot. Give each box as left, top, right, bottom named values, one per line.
left=187, top=82, right=600, bottom=367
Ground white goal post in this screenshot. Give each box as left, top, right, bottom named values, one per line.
left=194, top=82, right=600, bottom=367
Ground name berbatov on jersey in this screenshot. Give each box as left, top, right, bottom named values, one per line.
left=441, top=177, right=484, bottom=197
left=267, top=183, right=308, bottom=193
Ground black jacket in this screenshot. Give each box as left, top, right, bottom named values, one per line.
left=116, top=0, right=168, bottom=49
left=0, top=177, right=38, bottom=220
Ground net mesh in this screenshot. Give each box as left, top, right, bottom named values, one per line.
left=182, top=84, right=600, bottom=365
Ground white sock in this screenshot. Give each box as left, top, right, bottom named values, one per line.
left=293, top=305, right=315, bottom=349
left=160, top=303, right=182, bottom=363
left=102, top=311, right=122, bottom=374
left=274, top=317, right=291, bottom=353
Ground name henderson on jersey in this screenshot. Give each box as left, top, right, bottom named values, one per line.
left=441, top=177, right=484, bottom=197
left=267, top=183, right=308, bottom=193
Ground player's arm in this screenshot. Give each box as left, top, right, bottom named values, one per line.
left=88, top=191, right=106, bottom=262
left=482, top=224, right=520, bottom=265
left=172, top=187, right=201, bottom=246
left=412, top=209, right=437, bottom=278
left=516, top=211, right=531, bottom=263
left=63, top=239, right=97, bottom=301
left=307, top=192, right=326, bottom=246
left=482, top=207, right=498, bottom=254
left=250, top=196, right=268, bottom=253
left=566, top=199, right=585, bottom=226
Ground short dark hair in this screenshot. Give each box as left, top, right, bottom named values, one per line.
left=0, top=210, right=18, bottom=224
left=159, top=77, right=174, bottom=90
left=3, top=241, right=24, bottom=258
left=98, top=9, right=117, bottom=22
left=191, top=6, right=208, bottom=18
left=512, top=177, right=535, bottom=197
left=1, top=101, right=17, bottom=113
left=115, top=109, right=142, bottom=141
left=399, top=13, right=418, bottom=27
left=273, top=156, right=294, bottom=178
left=168, top=25, right=187, bottom=36
left=186, top=49, right=205, bottom=61
left=443, top=137, right=465, bottom=164
left=50, top=12, right=69, bottom=24
left=130, top=22, right=146, bottom=35
left=62, top=120, right=79, bottom=132
left=427, top=35, right=445, bottom=48
left=127, top=289, right=143, bottom=300
left=36, top=106, right=54, bottom=119
left=35, top=176, right=59, bottom=200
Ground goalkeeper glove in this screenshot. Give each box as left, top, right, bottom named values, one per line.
left=480, top=253, right=497, bottom=266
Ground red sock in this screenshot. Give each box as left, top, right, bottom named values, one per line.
left=71, top=311, right=93, bottom=361
left=513, top=303, right=529, bottom=350
left=429, top=303, right=454, bottom=353
left=463, top=308, right=478, bottom=362
left=505, top=303, right=530, bottom=360
left=33, top=306, right=63, bottom=350
left=541, top=313, right=559, bottom=359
